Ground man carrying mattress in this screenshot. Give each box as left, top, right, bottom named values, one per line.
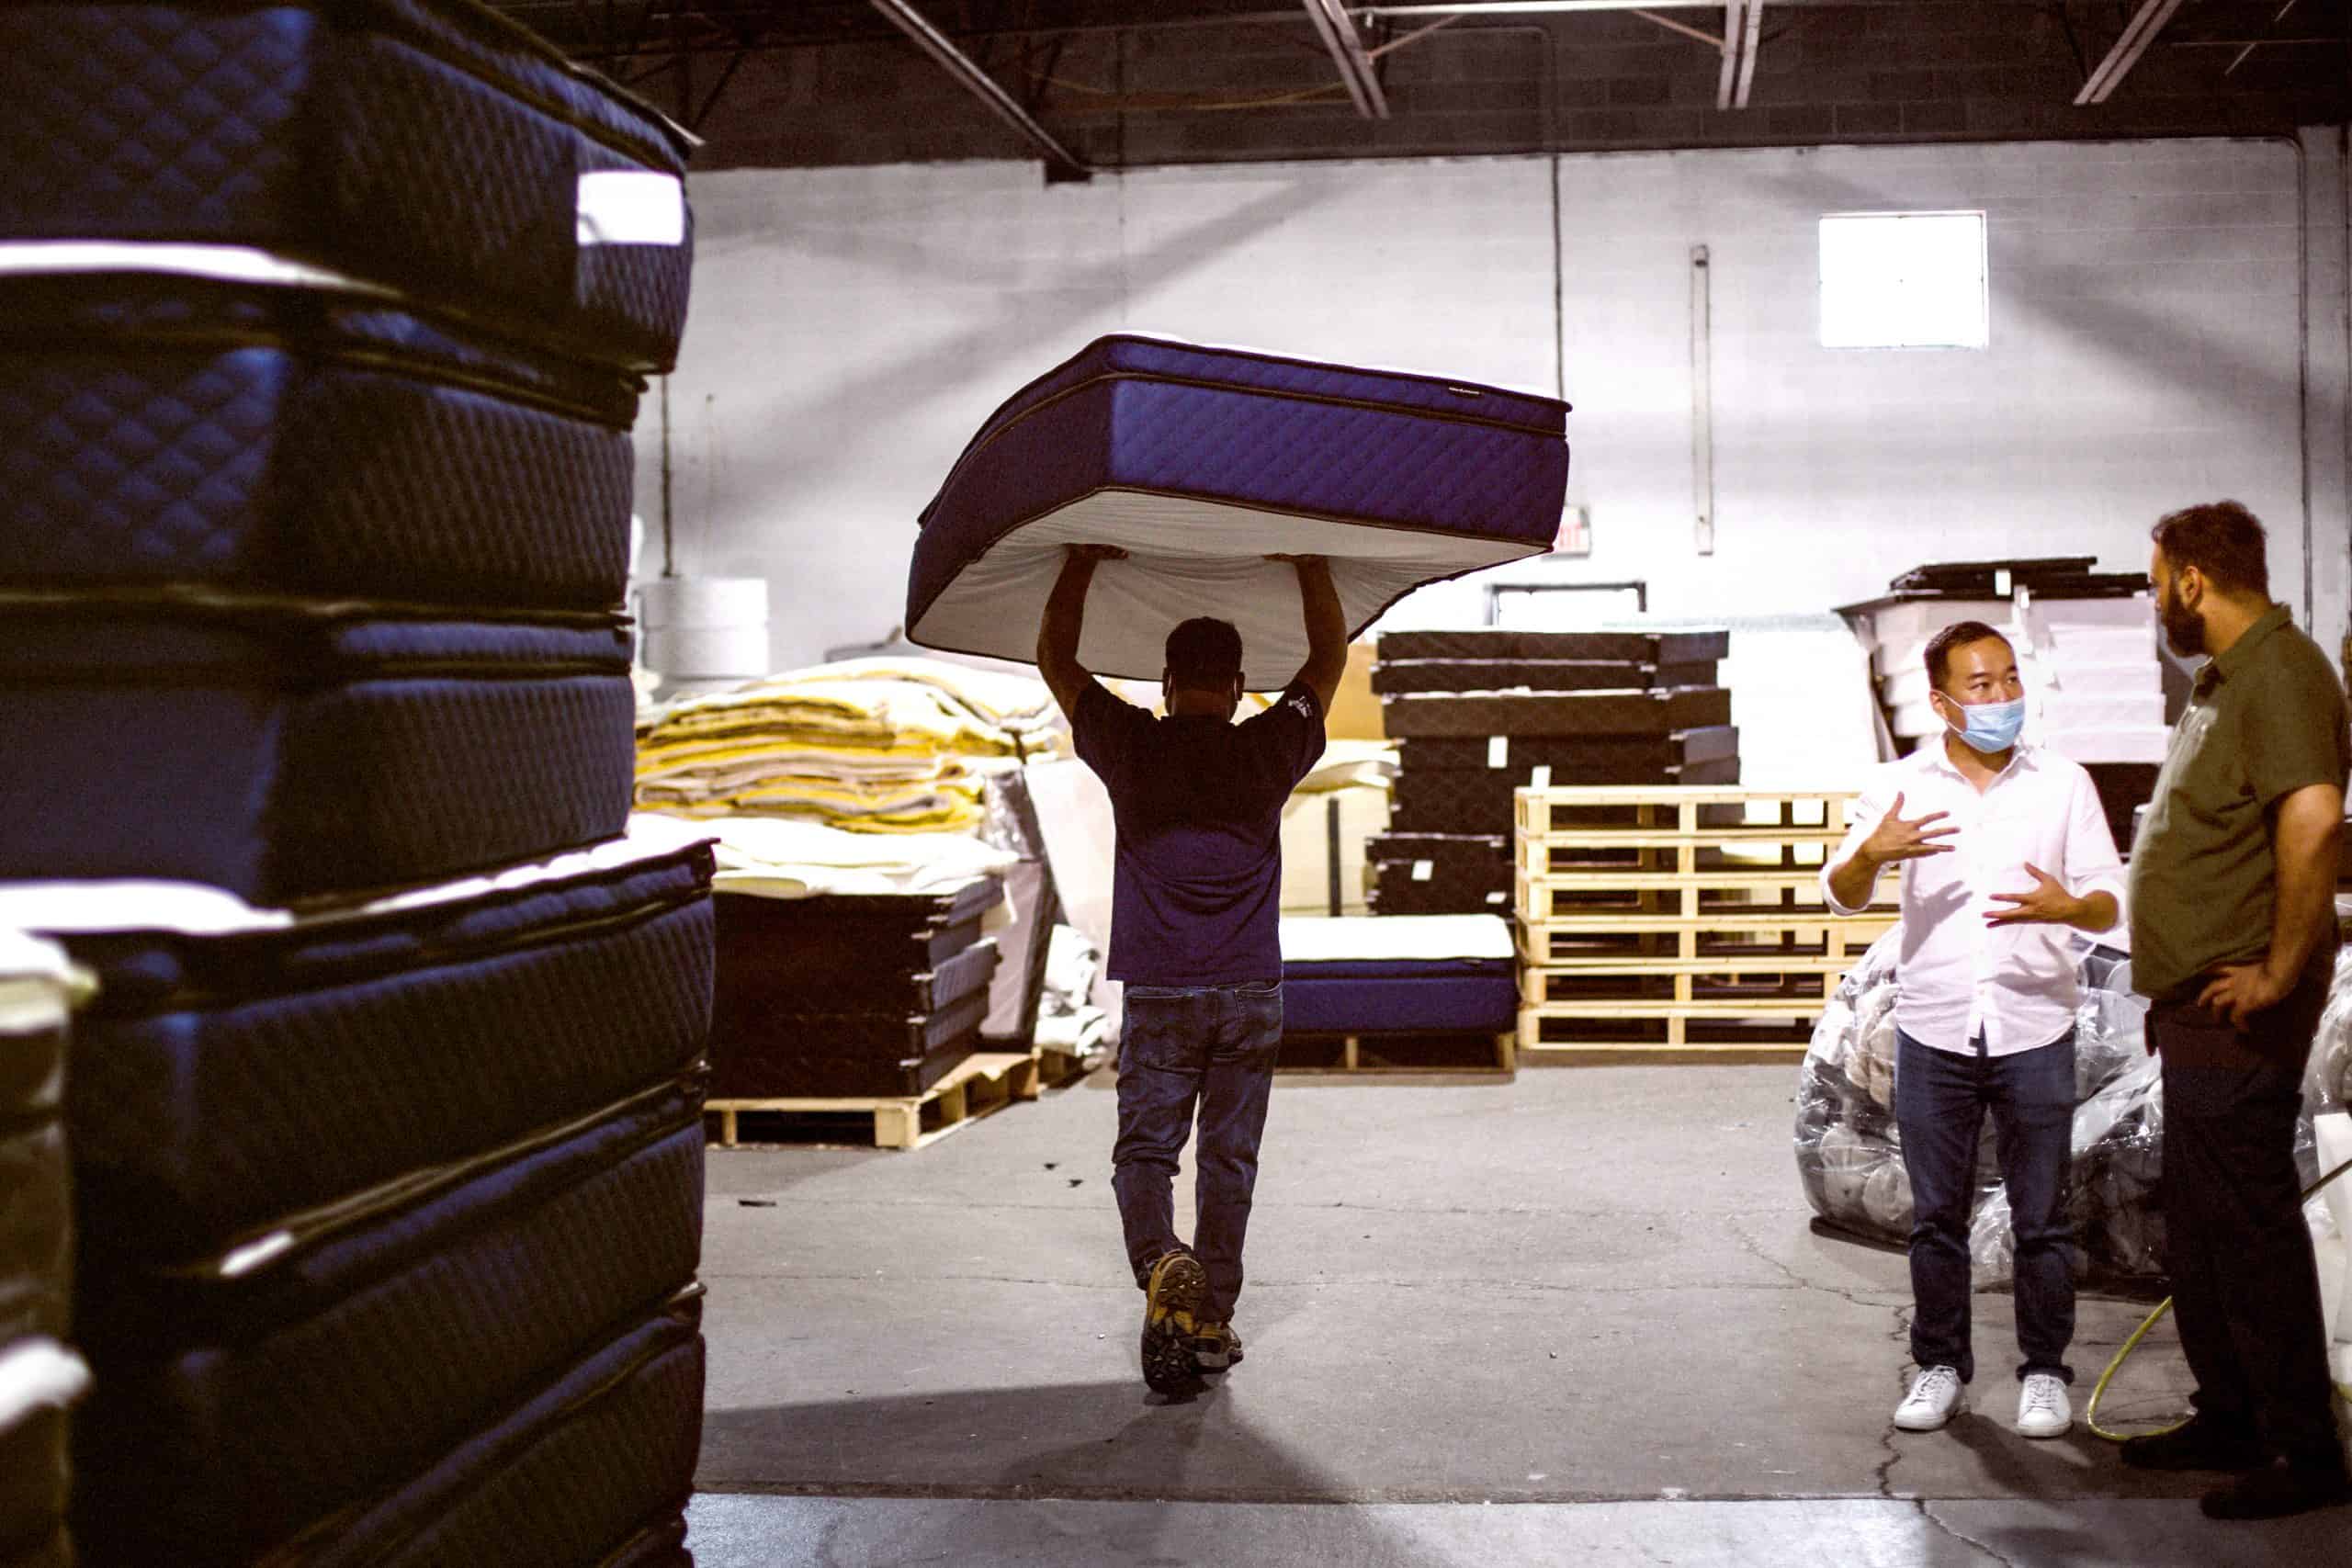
left=1038, top=544, right=1346, bottom=1395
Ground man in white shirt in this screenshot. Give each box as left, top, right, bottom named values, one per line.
left=1823, top=620, right=2127, bottom=1440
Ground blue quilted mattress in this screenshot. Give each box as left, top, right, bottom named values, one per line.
left=288, top=1292, right=705, bottom=1568
left=4, top=822, right=714, bottom=1270
left=0, top=0, right=695, bottom=371
left=73, top=1079, right=705, bottom=1567
left=1280, top=915, right=1519, bottom=1035
left=0, top=271, right=639, bottom=608
left=908, top=335, right=1569, bottom=684
left=0, top=605, right=636, bottom=901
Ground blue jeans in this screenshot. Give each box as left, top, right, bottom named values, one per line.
left=1112, top=979, right=1283, bottom=1321
left=1894, top=1027, right=2076, bottom=1384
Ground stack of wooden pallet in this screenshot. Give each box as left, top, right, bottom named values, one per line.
left=1514, top=786, right=1897, bottom=1063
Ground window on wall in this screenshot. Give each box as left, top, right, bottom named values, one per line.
left=1819, top=211, right=1988, bottom=349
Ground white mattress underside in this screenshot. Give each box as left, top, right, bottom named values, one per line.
left=914, top=491, right=1547, bottom=688
left=1280, top=914, right=1515, bottom=964
left=0, top=815, right=716, bottom=939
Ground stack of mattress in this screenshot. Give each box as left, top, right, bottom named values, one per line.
left=1, top=934, right=89, bottom=1568
left=1280, top=915, right=1518, bottom=1044
left=709, top=878, right=1006, bottom=1100
left=1369, top=630, right=1737, bottom=915
left=0, top=2, right=710, bottom=1561
left=9, top=829, right=718, bottom=1567
left=1841, top=560, right=2165, bottom=852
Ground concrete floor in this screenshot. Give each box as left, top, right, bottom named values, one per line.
left=686, top=1065, right=2352, bottom=1565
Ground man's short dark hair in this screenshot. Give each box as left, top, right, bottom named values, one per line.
left=1925, top=620, right=2012, bottom=694
left=2152, top=501, right=2269, bottom=596
left=1165, top=617, right=1243, bottom=687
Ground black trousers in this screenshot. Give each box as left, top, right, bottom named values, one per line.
left=2153, top=985, right=2345, bottom=1467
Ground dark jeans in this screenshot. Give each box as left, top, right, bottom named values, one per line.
left=1894, top=1027, right=2077, bottom=1384
left=1112, top=978, right=1283, bottom=1321
left=2154, top=992, right=2344, bottom=1466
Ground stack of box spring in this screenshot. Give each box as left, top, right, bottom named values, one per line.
left=1369, top=630, right=1737, bottom=915
left=710, top=876, right=1007, bottom=1100
left=0, top=2, right=712, bottom=1561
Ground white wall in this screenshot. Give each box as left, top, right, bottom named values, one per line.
left=642, top=136, right=2352, bottom=673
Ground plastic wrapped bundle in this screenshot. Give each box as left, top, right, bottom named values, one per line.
left=2307, top=948, right=2352, bottom=1114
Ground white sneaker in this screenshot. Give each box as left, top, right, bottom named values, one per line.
left=1894, top=1365, right=1966, bottom=1431
left=2016, top=1373, right=2072, bottom=1438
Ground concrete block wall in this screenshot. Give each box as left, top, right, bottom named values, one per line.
left=642, top=134, right=2352, bottom=675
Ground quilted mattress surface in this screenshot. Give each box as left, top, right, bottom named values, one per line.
left=0, top=0, right=695, bottom=370
left=74, top=1082, right=705, bottom=1568
left=254, top=1293, right=703, bottom=1568
left=4, top=823, right=714, bottom=1267
left=908, top=335, right=1569, bottom=685
left=1371, top=659, right=1720, bottom=696
left=1397, top=728, right=1739, bottom=774
left=0, top=605, right=636, bottom=900
left=1382, top=687, right=1733, bottom=739
left=1379, top=629, right=1729, bottom=663
left=0, top=269, right=639, bottom=608
left=1282, top=975, right=1518, bottom=1036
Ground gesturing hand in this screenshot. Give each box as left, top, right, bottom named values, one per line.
left=2197, top=962, right=2291, bottom=1031
left=1986, top=863, right=2080, bottom=927
left=1859, top=793, right=1958, bottom=867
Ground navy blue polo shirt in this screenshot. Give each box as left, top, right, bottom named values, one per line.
left=1072, top=680, right=1326, bottom=987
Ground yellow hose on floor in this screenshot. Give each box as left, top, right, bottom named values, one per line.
left=2087, top=1153, right=2352, bottom=1442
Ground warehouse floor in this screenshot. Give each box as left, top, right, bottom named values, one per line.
left=683, top=1066, right=2351, bottom=1566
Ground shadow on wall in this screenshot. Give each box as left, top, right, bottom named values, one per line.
left=681, top=177, right=1342, bottom=511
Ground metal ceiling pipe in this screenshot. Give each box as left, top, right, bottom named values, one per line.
left=867, top=0, right=1092, bottom=177
left=1302, top=0, right=1390, bottom=117
left=2074, top=0, right=2190, bottom=105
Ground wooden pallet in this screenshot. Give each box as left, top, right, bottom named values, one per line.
left=1515, top=786, right=1860, bottom=837
left=707, top=1049, right=1042, bottom=1151
left=1515, top=908, right=1897, bottom=964
left=1521, top=956, right=1847, bottom=1007
left=1278, top=1031, right=1517, bottom=1076
left=1517, top=1003, right=1823, bottom=1062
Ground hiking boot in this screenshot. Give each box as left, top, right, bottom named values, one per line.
left=2120, top=1416, right=2267, bottom=1472
left=2199, top=1460, right=2352, bottom=1520
left=1894, top=1365, right=1965, bottom=1432
left=1140, top=1250, right=1207, bottom=1395
left=1188, top=1321, right=1244, bottom=1372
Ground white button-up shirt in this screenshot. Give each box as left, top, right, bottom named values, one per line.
left=1823, top=740, right=2127, bottom=1056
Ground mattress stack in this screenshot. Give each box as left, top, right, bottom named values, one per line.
left=1841, top=560, right=2165, bottom=852
left=0, top=935, right=90, bottom=1568
left=0, top=2, right=710, bottom=1561
left=1368, top=630, right=1737, bottom=915
left=709, top=878, right=1006, bottom=1100
left=1278, top=915, right=1518, bottom=1068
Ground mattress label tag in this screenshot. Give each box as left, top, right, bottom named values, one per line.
left=1487, top=736, right=1508, bottom=769
left=1530, top=765, right=1553, bottom=789
left=1486, top=890, right=1507, bottom=905
left=1412, top=861, right=1434, bottom=882
left=578, top=172, right=686, bottom=246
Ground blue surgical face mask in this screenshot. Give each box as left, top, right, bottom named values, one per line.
left=1944, top=695, right=2026, bottom=753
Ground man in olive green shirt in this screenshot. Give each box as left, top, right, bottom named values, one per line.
left=2121, top=501, right=2351, bottom=1520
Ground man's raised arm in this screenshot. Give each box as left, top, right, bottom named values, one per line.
left=1036, top=544, right=1124, bottom=717
left=1276, top=555, right=1346, bottom=715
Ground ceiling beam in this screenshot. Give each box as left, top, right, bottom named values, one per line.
left=1715, top=0, right=1761, bottom=109
left=2074, top=0, right=2189, bottom=105
left=1302, top=0, right=1390, bottom=118
left=867, top=0, right=1091, bottom=177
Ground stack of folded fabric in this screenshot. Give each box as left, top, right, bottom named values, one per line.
left=0, top=2, right=712, bottom=1561
left=0, top=934, right=90, bottom=1568
left=633, top=658, right=1063, bottom=832
left=1368, top=630, right=1737, bottom=915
